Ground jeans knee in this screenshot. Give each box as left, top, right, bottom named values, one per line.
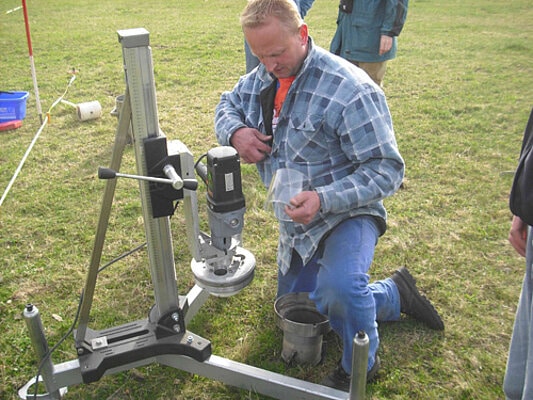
left=313, top=272, right=370, bottom=316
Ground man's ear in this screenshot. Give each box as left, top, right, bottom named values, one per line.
left=299, top=24, right=308, bottom=45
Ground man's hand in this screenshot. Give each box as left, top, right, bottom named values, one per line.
left=379, top=35, right=393, bottom=56
left=285, top=190, right=321, bottom=225
left=509, top=215, right=528, bottom=257
left=230, top=127, right=272, bottom=163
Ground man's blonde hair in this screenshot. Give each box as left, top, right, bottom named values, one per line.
left=240, top=0, right=303, bottom=34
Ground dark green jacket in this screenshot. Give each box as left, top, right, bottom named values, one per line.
left=330, top=0, right=408, bottom=63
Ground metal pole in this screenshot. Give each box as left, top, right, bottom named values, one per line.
left=349, top=330, right=369, bottom=400
left=75, top=88, right=132, bottom=346
left=23, top=304, right=64, bottom=399
left=21, top=0, right=43, bottom=124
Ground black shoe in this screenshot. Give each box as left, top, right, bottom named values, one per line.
left=391, top=267, right=445, bottom=330
left=321, top=357, right=380, bottom=392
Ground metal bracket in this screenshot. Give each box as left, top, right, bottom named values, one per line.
left=144, top=135, right=184, bottom=217
left=78, top=320, right=211, bottom=384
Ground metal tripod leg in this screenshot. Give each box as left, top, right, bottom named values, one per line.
left=75, top=88, right=133, bottom=350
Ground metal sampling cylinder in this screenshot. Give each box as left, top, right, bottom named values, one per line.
left=349, top=330, right=369, bottom=400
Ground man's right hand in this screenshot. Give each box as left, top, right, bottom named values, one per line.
left=230, top=127, right=272, bottom=163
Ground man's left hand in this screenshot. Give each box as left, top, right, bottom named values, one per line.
left=285, top=190, right=321, bottom=225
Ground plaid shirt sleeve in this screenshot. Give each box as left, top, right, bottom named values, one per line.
left=315, top=87, right=404, bottom=214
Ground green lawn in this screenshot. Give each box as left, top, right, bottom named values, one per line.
left=1, top=0, right=532, bottom=398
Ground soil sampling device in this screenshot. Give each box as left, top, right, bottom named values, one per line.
left=18, top=28, right=368, bottom=400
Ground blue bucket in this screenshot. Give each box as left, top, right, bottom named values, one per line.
left=0, top=91, right=30, bottom=122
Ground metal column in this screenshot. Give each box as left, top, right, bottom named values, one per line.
left=118, top=28, right=179, bottom=321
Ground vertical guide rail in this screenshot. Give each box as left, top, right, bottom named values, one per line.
left=118, top=29, right=179, bottom=321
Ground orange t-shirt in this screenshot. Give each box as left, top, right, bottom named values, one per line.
left=273, top=76, right=295, bottom=132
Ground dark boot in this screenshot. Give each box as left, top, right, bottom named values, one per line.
left=391, top=267, right=445, bottom=330
left=321, top=356, right=380, bottom=392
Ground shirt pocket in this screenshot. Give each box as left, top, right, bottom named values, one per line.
left=286, top=113, right=334, bottom=164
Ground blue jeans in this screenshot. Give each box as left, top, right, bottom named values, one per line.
left=504, top=226, right=533, bottom=400
left=277, top=216, right=401, bottom=373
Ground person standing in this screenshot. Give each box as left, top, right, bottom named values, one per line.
left=215, top=0, right=443, bottom=390
left=504, top=108, right=533, bottom=400
left=330, top=0, right=408, bottom=87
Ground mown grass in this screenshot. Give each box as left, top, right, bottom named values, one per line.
left=1, top=0, right=532, bottom=399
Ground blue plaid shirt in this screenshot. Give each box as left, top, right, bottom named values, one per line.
left=215, top=38, right=404, bottom=275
